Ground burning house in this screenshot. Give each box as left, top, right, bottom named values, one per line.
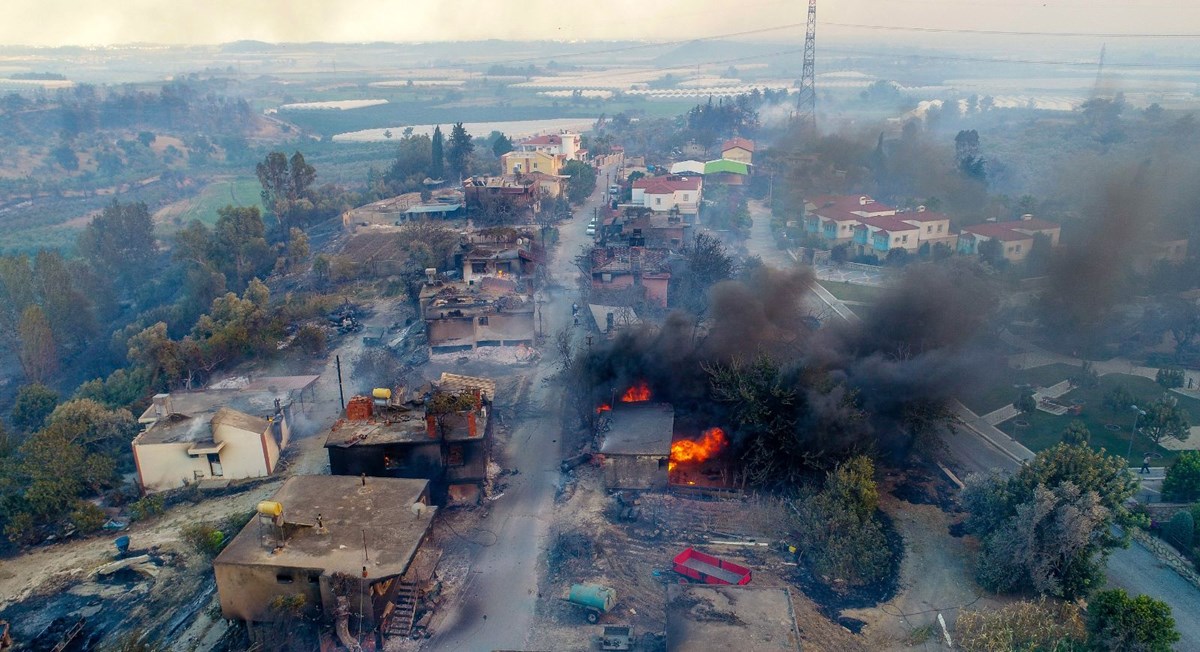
left=419, top=278, right=535, bottom=353
left=213, top=475, right=436, bottom=645
left=599, top=401, right=675, bottom=491
left=666, top=585, right=801, bottom=652
left=129, top=378, right=317, bottom=493
left=325, top=373, right=496, bottom=505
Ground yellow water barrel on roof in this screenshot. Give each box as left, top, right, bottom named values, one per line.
left=372, top=388, right=392, bottom=401
left=257, top=501, right=283, bottom=517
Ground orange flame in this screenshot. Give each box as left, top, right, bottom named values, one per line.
left=596, top=403, right=612, bottom=414
left=669, top=427, right=728, bottom=472
left=620, top=380, right=651, bottom=403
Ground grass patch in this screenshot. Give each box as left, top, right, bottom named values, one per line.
left=156, top=177, right=263, bottom=234
left=821, top=280, right=886, bottom=304
left=999, top=373, right=1200, bottom=464
left=958, top=362, right=1081, bottom=415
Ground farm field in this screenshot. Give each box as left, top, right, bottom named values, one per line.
left=154, top=177, right=264, bottom=235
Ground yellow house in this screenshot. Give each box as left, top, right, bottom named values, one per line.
left=500, top=150, right=564, bottom=176
left=720, top=137, right=755, bottom=166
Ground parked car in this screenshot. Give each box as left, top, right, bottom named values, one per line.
left=586, top=224, right=596, bottom=236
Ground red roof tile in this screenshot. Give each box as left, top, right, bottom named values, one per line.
left=522, top=134, right=562, bottom=145
left=898, top=209, right=951, bottom=223
left=962, top=219, right=1060, bottom=241
left=807, top=194, right=895, bottom=215
left=633, top=176, right=703, bottom=193
left=855, top=216, right=921, bottom=233
left=721, top=137, right=755, bottom=153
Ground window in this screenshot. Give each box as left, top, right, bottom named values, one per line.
left=471, top=262, right=487, bottom=273
left=893, top=237, right=900, bottom=243
left=937, top=224, right=944, bottom=233
left=1015, top=244, right=1022, bottom=252
left=656, top=198, right=662, bottom=205
left=683, top=193, right=690, bottom=201
left=276, top=573, right=293, bottom=584
left=902, top=235, right=908, bottom=243
left=927, top=226, right=932, bottom=233
left=308, top=573, right=320, bottom=584
left=478, top=316, right=489, bottom=325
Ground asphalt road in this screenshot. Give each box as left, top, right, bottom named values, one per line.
left=422, top=165, right=614, bottom=651
left=742, top=203, right=1200, bottom=650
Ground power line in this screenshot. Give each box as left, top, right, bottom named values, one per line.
left=825, top=22, right=1200, bottom=39
left=822, top=47, right=1200, bottom=69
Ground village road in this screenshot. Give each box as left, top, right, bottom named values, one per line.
left=422, top=163, right=617, bottom=651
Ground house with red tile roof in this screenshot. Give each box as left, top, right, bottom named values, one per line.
left=898, top=206, right=958, bottom=250
left=804, top=195, right=898, bottom=244
left=852, top=216, right=922, bottom=256
left=632, top=176, right=703, bottom=216
left=721, top=137, right=755, bottom=165
left=514, top=132, right=582, bottom=160
left=958, top=215, right=1060, bottom=262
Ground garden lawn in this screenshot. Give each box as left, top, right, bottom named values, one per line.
left=958, top=362, right=1082, bottom=415
left=157, top=177, right=264, bottom=234
left=999, top=373, right=1200, bottom=465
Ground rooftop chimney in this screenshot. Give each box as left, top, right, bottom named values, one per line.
left=917, top=205, right=926, bottom=212
left=425, top=268, right=437, bottom=283
left=152, top=393, right=173, bottom=418
left=1020, top=213, right=1034, bottom=221
left=859, top=196, right=870, bottom=206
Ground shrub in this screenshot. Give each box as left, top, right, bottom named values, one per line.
left=128, top=494, right=165, bottom=521
left=1163, top=511, right=1194, bottom=551
left=1156, top=367, right=1185, bottom=389
left=293, top=324, right=328, bottom=356
left=956, top=598, right=1085, bottom=652
left=180, top=521, right=227, bottom=557
left=1086, top=589, right=1180, bottom=652
left=69, top=501, right=108, bottom=534
left=1162, top=451, right=1200, bottom=502
left=1061, top=420, right=1091, bottom=445
left=1016, top=388, right=1037, bottom=414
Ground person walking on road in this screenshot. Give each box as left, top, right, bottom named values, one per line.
left=1140, top=454, right=1152, bottom=474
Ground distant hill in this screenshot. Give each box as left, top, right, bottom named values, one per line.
left=651, top=39, right=799, bottom=68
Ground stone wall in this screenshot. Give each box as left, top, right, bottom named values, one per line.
left=1131, top=528, right=1200, bottom=591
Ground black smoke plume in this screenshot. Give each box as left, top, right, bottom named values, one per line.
left=580, top=261, right=998, bottom=480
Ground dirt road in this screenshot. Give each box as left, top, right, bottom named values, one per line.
left=421, top=165, right=614, bottom=651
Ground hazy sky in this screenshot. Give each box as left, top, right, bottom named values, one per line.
left=0, top=0, right=1196, bottom=47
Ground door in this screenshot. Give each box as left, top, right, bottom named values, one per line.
left=207, top=453, right=224, bottom=477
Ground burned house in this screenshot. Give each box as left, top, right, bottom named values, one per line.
left=666, top=585, right=801, bottom=652
left=463, top=174, right=561, bottom=215
left=609, top=209, right=690, bottom=250
left=419, top=278, right=535, bottom=353
left=130, top=378, right=317, bottom=493
left=325, top=373, right=496, bottom=504
left=599, top=403, right=675, bottom=491
left=213, top=475, right=436, bottom=644
left=460, top=242, right=541, bottom=285
left=590, top=245, right=672, bottom=308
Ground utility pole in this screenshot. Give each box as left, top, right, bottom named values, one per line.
left=796, top=0, right=818, bottom=133
left=336, top=355, right=346, bottom=411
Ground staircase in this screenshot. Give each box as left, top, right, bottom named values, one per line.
left=385, top=582, right=418, bottom=638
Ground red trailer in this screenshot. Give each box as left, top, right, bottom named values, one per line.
left=672, top=547, right=752, bottom=585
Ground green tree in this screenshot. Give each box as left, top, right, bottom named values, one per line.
left=212, top=205, right=270, bottom=290
left=561, top=160, right=597, bottom=204
left=963, top=443, right=1139, bottom=599
left=11, top=383, right=59, bottom=433
left=1061, top=420, right=1092, bottom=446
left=18, top=305, right=57, bottom=383
left=430, top=125, right=445, bottom=179
left=446, top=122, right=474, bottom=180
left=285, top=227, right=310, bottom=272
left=1016, top=387, right=1037, bottom=414
left=1156, top=367, right=1185, bottom=389
left=1163, top=510, right=1194, bottom=550
left=1086, top=589, right=1179, bottom=652
left=676, top=232, right=734, bottom=316
left=1162, top=450, right=1200, bottom=502
left=76, top=200, right=157, bottom=294
left=492, top=133, right=513, bottom=158
left=1103, top=385, right=1135, bottom=416
left=256, top=151, right=316, bottom=238
left=1138, top=396, right=1190, bottom=446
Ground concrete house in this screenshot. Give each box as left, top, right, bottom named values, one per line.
left=632, top=176, right=703, bottom=216
left=899, top=206, right=958, bottom=251
left=590, top=245, right=672, bottom=307
left=130, top=383, right=313, bottom=493
left=514, top=132, right=582, bottom=160
left=720, top=137, right=755, bottom=165
left=213, top=475, right=435, bottom=643
left=958, top=215, right=1060, bottom=263
left=667, top=585, right=801, bottom=652
left=499, top=150, right=564, bottom=176
left=325, top=373, right=496, bottom=504
left=599, top=403, right=675, bottom=490
left=805, top=195, right=897, bottom=244
left=419, top=278, right=536, bottom=353
left=852, top=216, right=922, bottom=256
